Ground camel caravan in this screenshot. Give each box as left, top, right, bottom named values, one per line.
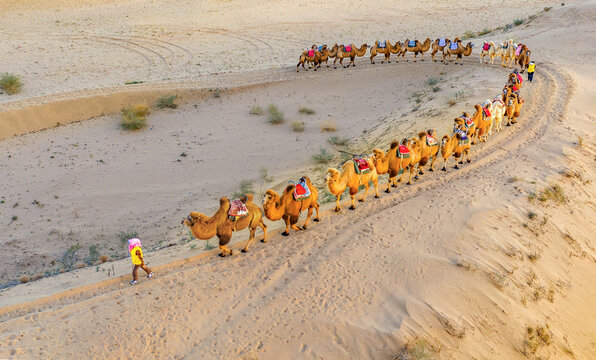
left=297, top=38, right=531, bottom=71
left=183, top=70, right=528, bottom=257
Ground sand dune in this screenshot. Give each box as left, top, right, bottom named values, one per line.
left=0, top=1, right=595, bottom=359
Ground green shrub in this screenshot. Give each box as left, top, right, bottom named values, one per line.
left=298, top=106, right=315, bottom=115
left=249, top=105, right=264, bottom=115
left=513, top=19, right=524, bottom=26
left=544, top=6, right=552, bottom=11
left=0, top=73, right=23, bottom=95
left=311, top=147, right=333, bottom=164
left=156, top=95, right=177, bottom=109
left=327, top=136, right=349, bottom=146
left=120, top=104, right=149, bottom=130
left=267, top=104, right=285, bottom=124
left=431, top=86, right=440, bottom=93
left=461, top=31, right=476, bottom=40
left=477, top=28, right=491, bottom=36
left=118, top=230, right=139, bottom=244
left=425, top=78, right=439, bottom=86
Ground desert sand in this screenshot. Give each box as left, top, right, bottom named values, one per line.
left=1, top=0, right=595, bottom=359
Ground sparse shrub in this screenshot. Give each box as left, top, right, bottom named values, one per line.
left=124, top=80, right=144, bottom=85
left=0, top=73, right=23, bottom=95
left=431, top=86, right=440, bottom=93
left=455, top=90, right=465, bottom=101
left=477, top=28, right=491, bottom=36
left=19, top=275, right=30, bottom=284
left=267, top=104, right=285, bottom=124
left=327, top=136, right=349, bottom=146
left=120, top=104, right=149, bottom=130
left=156, top=95, right=177, bottom=109
left=523, top=324, right=552, bottom=356
left=298, top=106, right=315, bottom=115
left=527, top=211, right=537, bottom=220
left=320, top=118, right=337, bottom=132
left=249, top=105, right=264, bottom=115
left=311, top=147, right=333, bottom=164
left=86, top=245, right=100, bottom=265
left=544, top=6, right=552, bottom=11
left=11, top=215, right=17, bottom=222
left=118, top=230, right=139, bottom=244
left=527, top=192, right=536, bottom=201
left=538, top=184, right=566, bottom=203
left=513, top=19, right=525, bottom=26
left=528, top=251, right=540, bottom=262
left=425, top=78, right=439, bottom=86
left=395, top=338, right=437, bottom=360
left=233, top=180, right=254, bottom=198
left=213, top=90, right=221, bottom=98
left=320, top=189, right=336, bottom=204
left=461, top=30, right=476, bottom=40
left=32, top=273, right=43, bottom=281
left=204, top=238, right=216, bottom=250
left=290, top=120, right=305, bottom=132
left=57, top=243, right=82, bottom=270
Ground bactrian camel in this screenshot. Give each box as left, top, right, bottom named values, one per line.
left=182, top=194, right=267, bottom=257
left=262, top=177, right=320, bottom=236
left=326, top=158, right=379, bottom=212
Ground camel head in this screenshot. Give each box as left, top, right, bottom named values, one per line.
left=409, top=137, right=421, bottom=150
left=372, top=148, right=385, bottom=160
left=489, top=41, right=495, bottom=46
left=454, top=117, right=464, bottom=126
left=262, top=189, right=279, bottom=206
left=182, top=211, right=205, bottom=226
left=441, top=135, right=450, bottom=147
left=453, top=37, right=461, bottom=43
left=326, top=168, right=340, bottom=184
left=389, top=140, right=399, bottom=150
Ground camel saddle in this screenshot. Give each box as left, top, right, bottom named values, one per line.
left=397, top=145, right=410, bottom=159
left=353, top=158, right=370, bottom=174
left=461, top=117, right=474, bottom=128
left=307, top=49, right=315, bottom=57
left=502, top=43, right=509, bottom=49
left=408, top=40, right=416, bottom=47
left=293, top=177, right=311, bottom=201
left=378, top=41, right=386, bottom=48
left=318, top=45, right=324, bottom=52
left=482, top=43, right=490, bottom=51
left=450, top=42, right=459, bottom=50
left=344, top=45, right=352, bottom=52
left=492, top=98, right=503, bottom=106
left=483, top=108, right=491, bottom=118
left=458, top=137, right=470, bottom=146
left=228, top=199, right=248, bottom=221
left=438, top=38, right=446, bottom=47
left=515, top=45, right=523, bottom=56
left=426, top=135, right=438, bottom=146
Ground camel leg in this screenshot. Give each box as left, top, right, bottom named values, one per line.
left=466, top=149, right=472, bottom=163
left=218, top=245, right=232, bottom=257
left=349, top=194, right=356, bottom=210
left=351, top=57, right=356, bottom=67
left=430, top=155, right=437, bottom=172
left=442, top=157, right=449, bottom=171
left=334, top=58, right=338, bottom=69
left=386, top=53, right=391, bottom=64
left=259, top=221, right=268, bottom=243
left=385, top=177, right=393, bottom=193
left=373, top=177, right=380, bottom=198
left=370, top=53, right=375, bottom=64
left=334, top=195, right=341, bottom=212
left=242, top=227, right=257, bottom=253
left=407, top=166, right=417, bottom=185
left=358, top=182, right=370, bottom=202
left=313, top=202, right=320, bottom=222
left=302, top=207, right=313, bottom=230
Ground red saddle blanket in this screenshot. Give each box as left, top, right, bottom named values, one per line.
left=228, top=200, right=248, bottom=218
left=293, top=178, right=311, bottom=200
left=492, top=98, right=503, bottom=106
left=307, top=50, right=315, bottom=57
left=483, top=108, right=491, bottom=117
left=354, top=158, right=369, bottom=172
left=398, top=145, right=409, bottom=154
left=344, top=45, right=352, bottom=52
left=483, top=43, right=490, bottom=51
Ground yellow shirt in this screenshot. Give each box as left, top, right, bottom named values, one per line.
left=130, top=246, right=143, bottom=265
left=528, top=63, right=535, bottom=73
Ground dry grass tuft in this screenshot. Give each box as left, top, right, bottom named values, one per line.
left=19, top=275, right=30, bottom=284
left=327, top=136, right=349, bottom=146
left=0, top=73, right=23, bottom=95
left=298, top=106, right=315, bottom=115
left=440, top=314, right=466, bottom=338
left=267, top=104, right=285, bottom=124
left=320, top=118, right=337, bottom=132
left=455, top=258, right=477, bottom=271
left=538, top=184, right=566, bottom=203
left=156, top=95, right=177, bottom=109
left=489, top=270, right=507, bottom=289
left=577, top=135, right=583, bottom=147
left=290, top=120, right=305, bottom=132
left=523, top=324, right=553, bottom=356
left=447, top=98, right=457, bottom=106
left=395, top=337, right=438, bottom=360
left=249, top=105, right=264, bottom=115
left=121, top=104, right=150, bottom=130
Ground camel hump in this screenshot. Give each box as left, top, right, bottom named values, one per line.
left=390, top=140, right=399, bottom=149
left=241, top=193, right=254, bottom=204
left=284, top=184, right=295, bottom=194
left=418, top=131, right=426, bottom=138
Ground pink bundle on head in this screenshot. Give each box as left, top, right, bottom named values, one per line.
left=128, top=238, right=142, bottom=252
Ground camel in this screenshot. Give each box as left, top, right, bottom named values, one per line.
left=400, top=38, right=432, bottom=62
left=320, top=44, right=338, bottom=68
left=454, top=110, right=479, bottom=145
left=370, top=41, right=402, bottom=64
left=443, top=38, right=474, bottom=64
left=431, top=38, right=451, bottom=62
left=326, top=158, right=379, bottom=212
left=515, top=44, right=531, bottom=73
left=335, top=43, right=368, bottom=68
left=182, top=194, right=267, bottom=257
left=489, top=97, right=506, bottom=134
left=473, top=103, right=492, bottom=142
left=479, top=41, right=498, bottom=64
left=441, top=128, right=471, bottom=171
left=296, top=46, right=321, bottom=72
left=500, top=39, right=516, bottom=68
left=502, top=85, right=521, bottom=126
left=262, top=177, right=320, bottom=236
left=404, top=137, right=423, bottom=185
left=415, top=129, right=440, bottom=177
left=382, top=139, right=415, bottom=193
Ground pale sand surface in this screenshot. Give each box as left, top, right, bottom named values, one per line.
left=1, top=1, right=596, bottom=359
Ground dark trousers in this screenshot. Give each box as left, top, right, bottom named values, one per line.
left=528, top=72, right=534, bottom=82
left=133, top=264, right=152, bottom=280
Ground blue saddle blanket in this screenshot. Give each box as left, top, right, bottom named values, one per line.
left=408, top=40, right=416, bottom=47
left=450, top=42, right=459, bottom=50
left=318, top=45, right=324, bottom=52
left=439, top=38, right=446, bottom=47
left=378, top=41, right=386, bottom=48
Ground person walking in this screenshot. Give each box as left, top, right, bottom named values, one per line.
left=128, top=238, right=154, bottom=285
left=527, top=61, right=535, bottom=82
